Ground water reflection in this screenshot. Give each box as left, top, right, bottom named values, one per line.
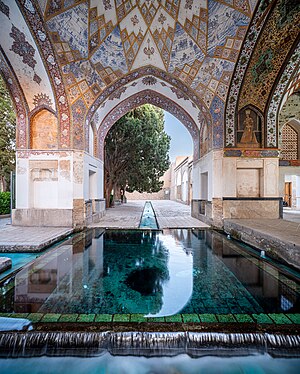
left=0, top=229, right=299, bottom=315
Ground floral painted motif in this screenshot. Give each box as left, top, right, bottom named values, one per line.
left=0, top=0, right=9, bottom=18
left=142, top=76, right=157, bottom=85
left=9, top=25, right=37, bottom=69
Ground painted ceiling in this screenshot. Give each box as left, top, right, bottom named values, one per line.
left=35, top=0, right=257, bottom=113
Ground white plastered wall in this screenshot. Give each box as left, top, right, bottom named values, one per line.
left=279, top=166, right=300, bottom=209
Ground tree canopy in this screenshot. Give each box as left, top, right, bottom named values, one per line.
left=104, top=104, right=170, bottom=205
left=0, top=75, right=16, bottom=191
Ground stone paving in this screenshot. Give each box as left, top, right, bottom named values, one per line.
left=151, top=200, right=209, bottom=229
left=224, top=218, right=300, bottom=270
left=89, top=200, right=209, bottom=229
left=283, top=208, right=300, bottom=223
left=90, top=200, right=145, bottom=229
left=0, top=224, right=73, bottom=252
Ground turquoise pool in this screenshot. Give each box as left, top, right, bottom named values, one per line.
left=0, top=229, right=299, bottom=316
left=1, top=353, right=300, bottom=374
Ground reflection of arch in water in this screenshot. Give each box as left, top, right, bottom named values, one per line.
left=146, top=232, right=193, bottom=317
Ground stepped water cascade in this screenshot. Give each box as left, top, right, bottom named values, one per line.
left=0, top=332, right=300, bottom=358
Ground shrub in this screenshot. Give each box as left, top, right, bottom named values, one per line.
left=0, top=192, right=10, bottom=215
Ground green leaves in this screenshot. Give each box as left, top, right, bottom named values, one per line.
left=0, top=75, right=16, bottom=191
left=0, top=191, right=10, bottom=214
left=105, top=104, right=170, bottom=200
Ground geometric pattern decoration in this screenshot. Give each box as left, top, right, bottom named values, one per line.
left=17, top=0, right=71, bottom=148
left=97, top=89, right=200, bottom=161
left=0, top=47, right=29, bottom=149
left=281, top=124, right=298, bottom=160
left=225, top=0, right=300, bottom=148
left=31, top=0, right=257, bottom=150
left=225, top=4, right=269, bottom=147
left=266, top=42, right=300, bottom=147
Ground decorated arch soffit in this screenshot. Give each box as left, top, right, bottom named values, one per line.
left=96, top=89, right=200, bottom=161
left=86, top=69, right=212, bottom=156
left=32, top=0, right=259, bottom=152
left=0, top=0, right=71, bottom=148
left=225, top=0, right=300, bottom=149
left=0, top=47, right=29, bottom=149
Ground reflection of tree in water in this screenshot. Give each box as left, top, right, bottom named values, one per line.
left=99, top=230, right=169, bottom=315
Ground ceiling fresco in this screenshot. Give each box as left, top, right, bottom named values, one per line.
left=1, top=0, right=299, bottom=155
left=0, top=0, right=56, bottom=111
left=37, top=0, right=257, bottom=114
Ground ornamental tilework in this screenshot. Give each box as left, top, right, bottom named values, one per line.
left=225, top=4, right=272, bottom=147
left=0, top=48, right=28, bottom=149
left=2, top=0, right=268, bottom=153
left=266, top=42, right=300, bottom=147
left=17, top=0, right=71, bottom=148
left=72, top=98, right=86, bottom=150
left=47, top=3, right=89, bottom=58
left=97, top=90, right=200, bottom=161
left=210, top=95, right=225, bottom=149
left=225, top=0, right=300, bottom=148
left=238, top=2, right=300, bottom=112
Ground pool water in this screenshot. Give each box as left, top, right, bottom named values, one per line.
left=1, top=353, right=300, bottom=374
left=0, top=229, right=299, bottom=315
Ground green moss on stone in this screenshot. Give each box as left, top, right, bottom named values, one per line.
left=77, top=314, right=96, bottom=323
left=165, top=315, right=182, bottom=323
left=10, top=313, right=29, bottom=319
left=58, top=314, right=79, bottom=323
left=252, top=314, right=273, bottom=324
left=268, top=313, right=292, bottom=324
left=182, top=314, right=200, bottom=323
left=199, top=314, right=217, bottom=323
left=234, top=314, right=254, bottom=323
left=113, top=314, right=130, bottom=322
left=130, top=314, right=147, bottom=322
left=41, top=314, right=61, bottom=322
left=286, top=314, right=300, bottom=324
left=28, top=313, right=44, bottom=322
left=216, top=314, right=236, bottom=323
left=147, top=317, right=166, bottom=322
left=95, top=314, right=112, bottom=323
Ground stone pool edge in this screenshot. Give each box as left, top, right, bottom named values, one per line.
left=1, top=313, right=299, bottom=333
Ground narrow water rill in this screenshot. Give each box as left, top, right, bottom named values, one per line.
left=139, top=201, right=159, bottom=229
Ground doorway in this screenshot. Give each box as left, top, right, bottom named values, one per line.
left=284, top=182, right=292, bottom=207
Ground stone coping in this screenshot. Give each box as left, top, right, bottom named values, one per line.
left=1, top=313, right=299, bottom=330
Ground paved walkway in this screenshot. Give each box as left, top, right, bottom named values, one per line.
left=224, top=219, right=300, bottom=270
left=90, top=200, right=209, bottom=229
left=0, top=220, right=73, bottom=252
left=90, top=201, right=144, bottom=229
left=283, top=208, right=300, bottom=223
left=151, top=200, right=209, bottom=228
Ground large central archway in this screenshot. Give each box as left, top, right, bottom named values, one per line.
left=96, top=89, right=200, bottom=161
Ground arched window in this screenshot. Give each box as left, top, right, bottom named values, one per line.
left=281, top=124, right=298, bottom=160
